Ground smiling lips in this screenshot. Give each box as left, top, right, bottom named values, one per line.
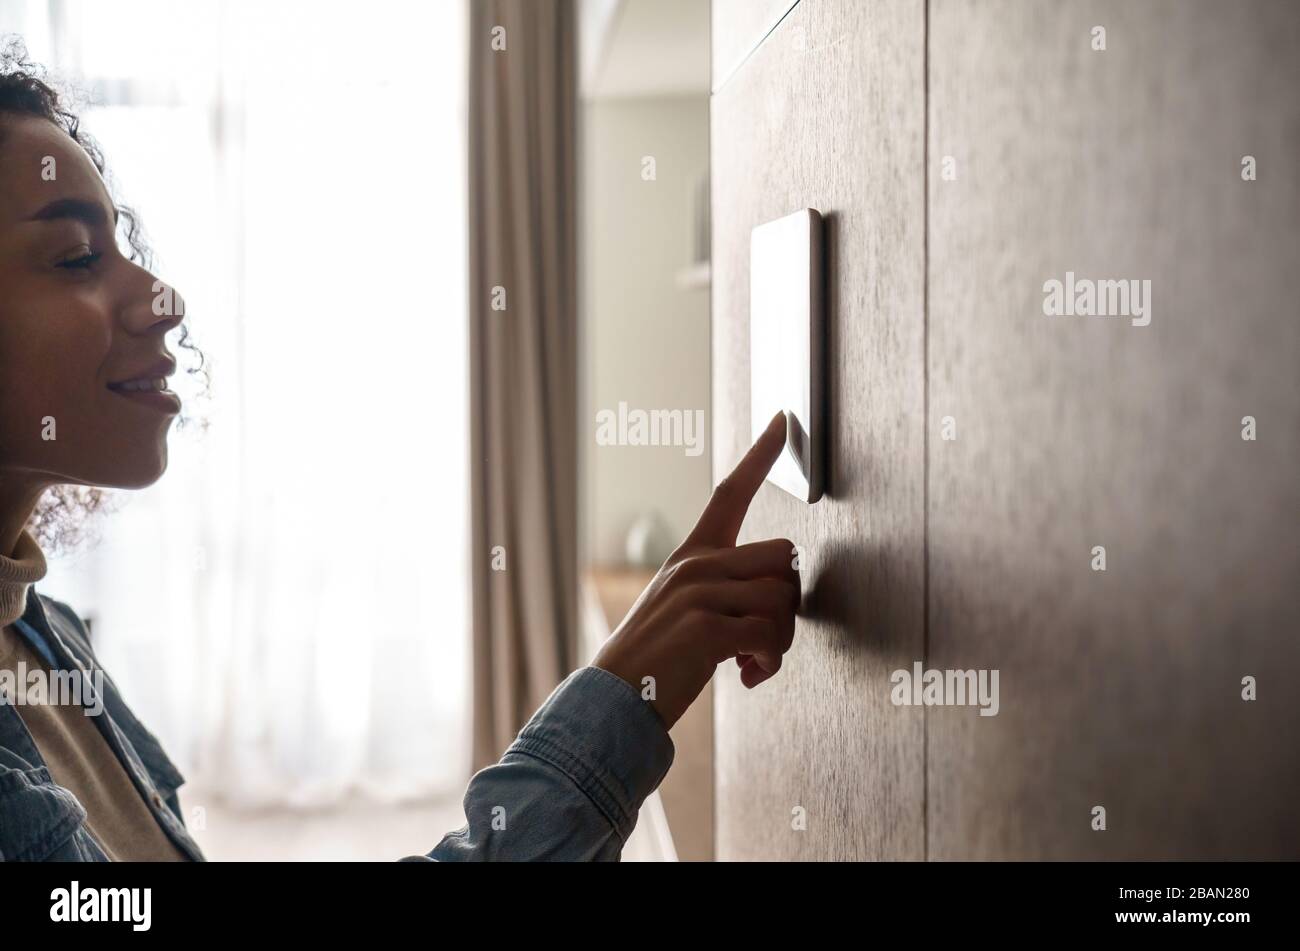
left=108, top=376, right=171, bottom=393
left=106, top=358, right=181, bottom=413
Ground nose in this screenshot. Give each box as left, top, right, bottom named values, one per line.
left=118, top=263, right=186, bottom=338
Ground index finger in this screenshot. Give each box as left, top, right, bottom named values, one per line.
left=687, top=411, right=787, bottom=548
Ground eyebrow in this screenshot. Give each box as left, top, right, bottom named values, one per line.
left=26, top=197, right=119, bottom=229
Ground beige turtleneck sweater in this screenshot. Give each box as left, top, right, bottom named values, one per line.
left=1, top=528, right=189, bottom=861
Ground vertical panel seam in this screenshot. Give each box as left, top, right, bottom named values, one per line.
left=708, top=15, right=718, bottom=861
left=921, top=0, right=931, bottom=865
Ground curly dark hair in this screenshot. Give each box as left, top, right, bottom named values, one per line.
left=1, top=35, right=209, bottom=552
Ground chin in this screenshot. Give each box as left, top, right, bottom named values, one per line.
left=98, top=445, right=170, bottom=490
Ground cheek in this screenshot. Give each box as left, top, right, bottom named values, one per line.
left=0, top=301, right=112, bottom=459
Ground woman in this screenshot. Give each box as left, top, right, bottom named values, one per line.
left=0, top=46, right=799, bottom=861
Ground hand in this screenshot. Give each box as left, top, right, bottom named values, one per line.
left=593, top=412, right=800, bottom=730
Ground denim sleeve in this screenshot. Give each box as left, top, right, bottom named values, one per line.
left=404, top=666, right=675, bottom=862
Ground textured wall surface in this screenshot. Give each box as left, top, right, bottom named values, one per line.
left=713, top=0, right=1299, bottom=860
left=711, top=0, right=927, bottom=861
left=927, top=0, right=1300, bottom=859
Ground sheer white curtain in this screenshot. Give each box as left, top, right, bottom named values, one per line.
left=15, top=0, right=471, bottom=808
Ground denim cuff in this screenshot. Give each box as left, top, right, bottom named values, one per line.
left=506, top=665, right=675, bottom=842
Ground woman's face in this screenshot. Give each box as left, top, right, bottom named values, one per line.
left=0, top=115, right=184, bottom=495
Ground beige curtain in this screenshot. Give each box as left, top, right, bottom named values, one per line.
left=468, top=0, right=578, bottom=770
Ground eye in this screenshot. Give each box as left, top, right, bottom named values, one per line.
left=56, top=250, right=103, bottom=271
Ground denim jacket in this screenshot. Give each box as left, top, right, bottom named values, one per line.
left=1, top=587, right=675, bottom=862
left=0, top=589, right=204, bottom=861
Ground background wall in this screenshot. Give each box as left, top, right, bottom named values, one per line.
left=578, top=0, right=714, bottom=860
left=712, top=0, right=1299, bottom=860
left=582, top=96, right=711, bottom=566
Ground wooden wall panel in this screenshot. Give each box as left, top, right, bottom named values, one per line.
left=927, top=0, right=1300, bottom=858
left=711, top=0, right=926, bottom=860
